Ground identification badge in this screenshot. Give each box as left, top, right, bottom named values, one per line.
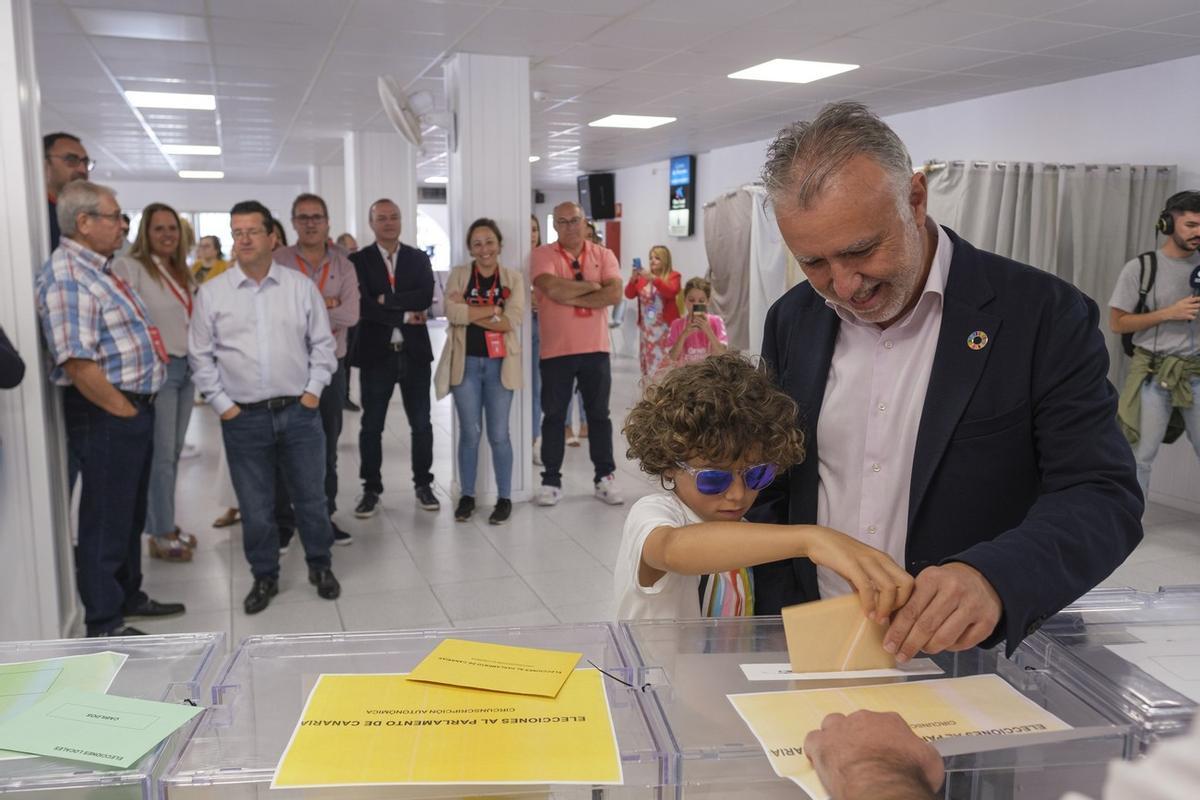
left=574, top=307, right=594, bottom=318
left=146, top=326, right=169, bottom=364
left=484, top=330, right=506, bottom=358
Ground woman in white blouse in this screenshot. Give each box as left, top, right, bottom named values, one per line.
left=113, top=203, right=197, bottom=562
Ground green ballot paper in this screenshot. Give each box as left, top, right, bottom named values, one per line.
left=0, top=688, right=202, bottom=768
left=0, top=651, right=127, bottom=761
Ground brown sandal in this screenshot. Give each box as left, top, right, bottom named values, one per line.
left=172, top=527, right=198, bottom=549
left=212, top=508, right=241, bottom=528
left=148, top=537, right=193, bottom=562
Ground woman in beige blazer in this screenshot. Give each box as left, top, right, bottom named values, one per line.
left=434, top=218, right=525, bottom=525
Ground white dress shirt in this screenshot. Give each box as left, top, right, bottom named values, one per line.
left=816, top=223, right=954, bottom=599
left=188, top=262, right=337, bottom=415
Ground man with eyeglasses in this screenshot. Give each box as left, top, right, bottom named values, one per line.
left=189, top=200, right=341, bottom=615
left=530, top=201, right=624, bottom=507
left=36, top=181, right=185, bottom=636
left=273, top=193, right=360, bottom=547
left=43, top=132, right=93, bottom=251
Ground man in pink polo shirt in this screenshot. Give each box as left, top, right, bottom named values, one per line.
left=530, top=202, right=624, bottom=506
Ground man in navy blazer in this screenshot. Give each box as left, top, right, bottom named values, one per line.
left=750, top=102, right=1142, bottom=659
left=348, top=199, right=439, bottom=517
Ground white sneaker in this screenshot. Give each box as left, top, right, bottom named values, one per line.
left=532, top=437, right=543, bottom=466
left=536, top=485, right=562, bottom=506
left=594, top=474, right=624, bottom=505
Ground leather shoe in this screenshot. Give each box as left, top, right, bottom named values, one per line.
left=87, top=625, right=147, bottom=637
left=244, top=577, right=278, bottom=615
left=309, top=568, right=341, bottom=600
left=354, top=492, right=380, bottom=518
left=124, top=598, right=186, bottom=619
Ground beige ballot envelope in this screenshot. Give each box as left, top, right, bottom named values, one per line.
left=782, top=594, right=896, bottom=673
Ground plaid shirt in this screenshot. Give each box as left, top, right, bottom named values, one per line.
left=37, top=237, right=166, bottom=394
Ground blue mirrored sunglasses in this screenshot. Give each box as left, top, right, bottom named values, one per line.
left=674, top=462, right=778, bottom=495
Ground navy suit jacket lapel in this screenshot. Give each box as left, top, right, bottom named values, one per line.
left=908, top=229, right=1001, bottom=531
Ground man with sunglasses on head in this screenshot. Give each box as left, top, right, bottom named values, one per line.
left=43, top=132, right=93, bottom=251
left=273, top=193, right=360, bottom=547
left=36, top=180, right=185, bottom=636
left=530, top=201, right=624, bottom=506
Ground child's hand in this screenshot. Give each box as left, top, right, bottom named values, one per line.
left=804, top=528, right=915, bottom=623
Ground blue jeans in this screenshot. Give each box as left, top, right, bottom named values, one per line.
left=146, top=356, right=194, bottom=537
left=453, top=356, right=514, bottom=498
left=1134, top=375, right=1200, bottom=497
left=64, top=387, right=153, bottom=636
left=222, top=403, right=333, bottom=580
left=531, top=313, right=541, bottom=438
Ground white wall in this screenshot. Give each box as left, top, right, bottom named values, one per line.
left=104, top=179, right=306, bottom=223
left=532, top=186, right=576, bottom=244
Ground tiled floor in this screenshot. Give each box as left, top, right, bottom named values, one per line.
left=135, top=339, right=1200, bottom=640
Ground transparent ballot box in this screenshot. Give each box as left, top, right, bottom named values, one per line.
left=620, top=617, right=1133, bottom=800
left=0, top=632, right=225, bottom=799
left=1018, top=584, right=1200, bottom=750
left=159, top=625, right=666, bottom=799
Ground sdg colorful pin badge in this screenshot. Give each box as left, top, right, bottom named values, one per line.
left=967, top=331, right=989, bottom=351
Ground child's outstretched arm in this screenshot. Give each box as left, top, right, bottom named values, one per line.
left=640, top=522, right=914, bottom=622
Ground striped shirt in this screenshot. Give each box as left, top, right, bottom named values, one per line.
left=36, top=237, right=166, bottom=394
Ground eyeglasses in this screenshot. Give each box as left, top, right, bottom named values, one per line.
left=293, top=214, right=327, bottom=225
left=48, top=153, right=96, bottom=171
left=86, top=210, right=123, bottom=223
left=231, top=227, right=268, bottom=240
left=674, top=462, right=778, bottom=495
left=571, top=259, right=584, bottom=281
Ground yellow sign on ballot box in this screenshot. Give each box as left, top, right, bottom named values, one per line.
left=406, top=639, right=581, bottom=698
left=271, top=670, right=623, bottom=790
left=729, top=674, right=1071, bottom=800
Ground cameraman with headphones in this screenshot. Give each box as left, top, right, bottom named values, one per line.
left=1109, top=190, right=1200, bottom=499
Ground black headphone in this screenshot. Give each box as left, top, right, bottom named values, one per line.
left=1157, top=191, right=1200, bottom=236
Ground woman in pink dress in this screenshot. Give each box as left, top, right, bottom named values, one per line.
left=667, top=277, right=728, bottom=365
left=624, top=245, right=681, bottom=377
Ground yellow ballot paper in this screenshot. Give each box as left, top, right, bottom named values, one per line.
left=271, top=670, right=623, bottom=789
left=406, top=638, right=581, bottom=698
left=782, top=594, right=895, bottom=672
left=729, top=674, right=1071, bottom=800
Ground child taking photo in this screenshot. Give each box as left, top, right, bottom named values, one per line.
left=666, top=277, right=727, bottom=365
left=616, top=352, right=913, bottom=621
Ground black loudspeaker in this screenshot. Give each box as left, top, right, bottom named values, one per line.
left=577, top=173, right=616, bottom=220
left=533, top=189, right=546, bottom=204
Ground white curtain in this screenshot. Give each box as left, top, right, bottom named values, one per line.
left=926, top=161, right=1175, bottom=384
left=703, top=189, right=754, bottom=351
left=747, top=186, right=791, bottom=356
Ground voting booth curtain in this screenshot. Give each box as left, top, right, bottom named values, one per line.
left=926, top=161, right=1175, bottom=385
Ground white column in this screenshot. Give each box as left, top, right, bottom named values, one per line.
left=316, top=164, right=346, bottom=242
left=343, top=131, right=417, bottom=245
left=0, top=0, right=78, bottom=639
left=445, top=53, right=532, bottom=504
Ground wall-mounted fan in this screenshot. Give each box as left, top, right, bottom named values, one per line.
left=377, top=76, right=455, bottom=152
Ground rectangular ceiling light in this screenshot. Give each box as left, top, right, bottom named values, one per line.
left=424, top=176, right=448, bottom=184
left=126, top=91, right=216, bottom=110
left=179, top=170, right=224, bottom=180
left=162, top=144, right=222, bottom=156
left=529, top=155, right=541, bottom=163
left=588, top=114, right=676, bottom=129
left=728, top=58, right=859, bottom=84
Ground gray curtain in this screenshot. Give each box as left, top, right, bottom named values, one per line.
left=703, top=189, right=754, bottom=352
left=927, top=161, right=1175, bottom=384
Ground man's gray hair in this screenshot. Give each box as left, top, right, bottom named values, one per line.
left=761, top=101, right=913, bottom=210
left=57, top=180, right=115, bottom=237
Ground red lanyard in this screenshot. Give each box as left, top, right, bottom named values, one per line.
left=156, top=261, right=193, bottom=317
left=556, top=243, right=586, bottom=278
left=296, top=254, right=331, bottom=292
left=384, top=250, right=396, bottom=290
left=108, top=269, right=150, bottom=324
left=471, top=263, right=502, bottom=304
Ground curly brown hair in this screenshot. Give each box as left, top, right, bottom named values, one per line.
left=623, top=352, right=805, bottom=478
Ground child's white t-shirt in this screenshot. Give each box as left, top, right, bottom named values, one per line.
left=614, top=492, right=706, bottom=621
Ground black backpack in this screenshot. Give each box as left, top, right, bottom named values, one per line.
left=1121, top=251, right=1157, bottom=357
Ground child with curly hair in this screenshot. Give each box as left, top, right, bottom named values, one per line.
left=617, top=352, right=913, bottom=621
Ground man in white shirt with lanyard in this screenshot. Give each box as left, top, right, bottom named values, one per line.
left=189, top=200, right=341, bottom=615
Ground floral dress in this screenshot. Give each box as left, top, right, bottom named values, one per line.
left=627, top=272, right=679, bottom=377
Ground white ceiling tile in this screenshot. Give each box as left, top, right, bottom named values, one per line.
left=1045, top=0, right=1200, bottom=29
left=636, top=48, right=771, bottom=78
left=895, top=71, right=1004, bottom=93
left=965, top=52, right=1096, bottom=77
left=790, top=36, right=936, bottom=67
left=932, top=0, right=1089, bottom=16
left=531, top=64, right=624, bottom=89
left=207, top=17, right=329, bottom=48
left=207, top=0, right=347, bottom=25
left=878, top=45, right=1017, bottom=72
left=588, top=17, right=729, bottom=51
left=1140, top=12, right=1200, bottom=37
left=753, top=0, right=924, bottom=35
left=92, top=36, right=212, bottom=64
left=480, top=8, right=615, bottom=40
left=61, top=0, right=207, bottom=13
left=347, top=0, right=490, bottom=36
left=818, top=66, right=942, bottom=90
left=632, top=0, right=794, bottom=24
left=854, top=8, right=1014, bottom=44
left=454, top=31, right=569, bottom=59
left=544, top=44, right=667, bottom=72
left=500, top=0, right=644, bottom=14
left=214, top=44, right=316, bottom=69
left=108, top=59, right=214, bottom=82
left=953, top=19, right=1114, bottom=51
left=1044, top=28, right=1200, bottom=59
left=697, top=26, right=835, bottom=61
left=32, top=3, right=79, bottom=34
left=338, top=27, right=449, bottom=57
